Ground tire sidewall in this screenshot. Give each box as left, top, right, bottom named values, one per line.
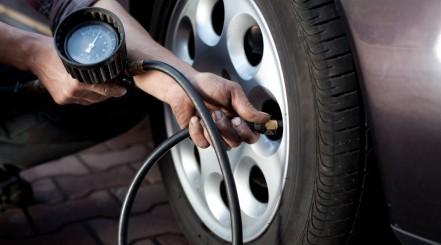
left=250, top=0, right=318, bottom=244
left=157, top=0, right=321, bottom=244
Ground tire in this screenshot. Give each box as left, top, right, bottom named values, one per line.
left=134, top=0, right=374, bottom=244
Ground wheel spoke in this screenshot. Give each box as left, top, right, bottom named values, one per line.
left=165, top=0, right=288, bottom=242
left=199, top=147, right=222, bottom=181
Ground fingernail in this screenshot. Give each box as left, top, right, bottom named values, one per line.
left=232, top=117, right=242, bottom=127
left=261, top=112, right=271, bottom=117
left=212, top=110, right=223, bottom=121
left=190, top=117, right=199, bottom=125
left=116, top=88, right=127, bottom=97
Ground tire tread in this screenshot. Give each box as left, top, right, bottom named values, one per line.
left=292, top=0, right=371, bottom=244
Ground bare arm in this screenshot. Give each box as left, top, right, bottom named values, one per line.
left=16, top=0, right=269, bottom=148
left=92, top=1, right=270, bottom=148
left=0, top=21, right=38, bottom=72
left=0, top=20, right=126, bottom=105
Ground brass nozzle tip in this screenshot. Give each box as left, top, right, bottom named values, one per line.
left=263, top=120, right=279, bottom=135
left=247, top=119, right=283, bottom=135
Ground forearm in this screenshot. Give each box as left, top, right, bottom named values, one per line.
left=93, top=1, right=195, bottom=73
left=92, top=0, right=198, bottom=104
left=0, top=22, right=46, bottom=72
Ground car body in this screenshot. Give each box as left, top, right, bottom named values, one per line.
left=338, top=1, right=441, bottom=244
left=130, top=0, right=441, bottom=244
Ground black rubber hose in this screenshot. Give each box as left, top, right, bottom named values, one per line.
left=118, top=60, right=242, bottom=245
left=0, top=81, right=23, bottom=93
left=0, top=87, right=16, bottom=93
left=118, top=127, right=189, bottom=245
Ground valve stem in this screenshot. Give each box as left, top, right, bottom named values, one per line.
left=247, top=120, right=283, bottom=135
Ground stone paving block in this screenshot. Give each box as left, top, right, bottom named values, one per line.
left=55, top=166, right=137, bottom=199
left=105, top=116, right=154, bottom=151
left=32, top=178, right=64, bottom=204
left=88, top=204, right=182, bottom=245
left=129, top=163, right=162, bottom=184
left=129, top=234, right=189, bottom=245
left=105, top=128, right=152, bottom=151
left=126, top=204, right=182, bottom=241
left=110, top=184, right=168, bottom=214
left=156, top=234, right=189, bottom=245
left=21, top=155, right=90, bottom=182
left=0, top=223, right=97, bottom=245
left=29, top=190, right=120, bottom=234
left=133, top=239, right=155, bottom=245
left=79, top=142, right=111, bottom=154
left=145, top=164, right=162, bottom=184
left=85, top=218, right=118, bottom=245
left=0, top=208, right=33, bottom=238
left=80, top=145, right=149, bottom=172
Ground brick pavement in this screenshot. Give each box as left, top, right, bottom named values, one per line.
left=0, top=116, right=189, bottom=245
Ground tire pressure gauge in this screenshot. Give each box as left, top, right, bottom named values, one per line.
left=54, top=7, right=132, bottom=86
left=66, top=22, right=118, bottom=65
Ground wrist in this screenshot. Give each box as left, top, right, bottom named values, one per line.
left=27, top=34, right=54, bottom=75
left=133, top=69, right=183, bottom=104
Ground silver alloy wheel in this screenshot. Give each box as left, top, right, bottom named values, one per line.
left=164, top=0, right=289, bottom=242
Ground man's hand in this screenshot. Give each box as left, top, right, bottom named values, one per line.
left=0, top=22, right=127, bottom=106
left=173, top=72, right=271, bottom=149
left=135, top=70, right=270, bottom=149
left=30, top=35, right=127, bottom=105
left=93, top=0, right=270, bottom=149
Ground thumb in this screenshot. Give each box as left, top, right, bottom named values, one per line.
left=231, top=88, right=271, bottom=123
left=89, top=83, right=127, bottom=97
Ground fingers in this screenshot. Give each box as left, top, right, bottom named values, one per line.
left=211, top=110, right=240, bottom=148
left=231, top=117, right=260, bottom=144
left=229, top=82, right=271, bottom=123
left=51, top=81, right=127, bottom=105
left=189, top=110, right=260, bottom=149
left=189, top=116, right=210, bottom=148
left=74, top=83, right=127, bottom=104
left=88, top=83, right=127, bottom=98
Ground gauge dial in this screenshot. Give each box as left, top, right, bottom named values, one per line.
left=54, top=7, right=128, bottom=84
left=65, top=22, right=118, bottom=65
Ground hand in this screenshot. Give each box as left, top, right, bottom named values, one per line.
left=30, top=35, right=126, bottom=105
left=166, top=72, right=271, bottom=149
left=92, top=0, right=270, bottom=148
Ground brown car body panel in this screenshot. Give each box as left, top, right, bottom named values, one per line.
left=338, top=0, right=441, bottom=243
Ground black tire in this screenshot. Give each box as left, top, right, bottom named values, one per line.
left=132, top=0, right=386, bottom=244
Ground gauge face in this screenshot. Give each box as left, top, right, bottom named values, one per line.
left=65, top=21, right=118, bottom=65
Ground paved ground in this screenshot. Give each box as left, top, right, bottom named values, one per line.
left=0, top=116, right=188, bottom=245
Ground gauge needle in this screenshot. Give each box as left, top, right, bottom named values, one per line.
left=85, top=33, right=100, bottom=53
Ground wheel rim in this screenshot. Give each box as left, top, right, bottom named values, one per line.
left=164, top=0, right=289, bottom=242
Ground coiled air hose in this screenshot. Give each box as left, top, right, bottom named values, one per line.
left=0, top=59, right=280, bottom=244
left=118, top=60, right=243, bottom=245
